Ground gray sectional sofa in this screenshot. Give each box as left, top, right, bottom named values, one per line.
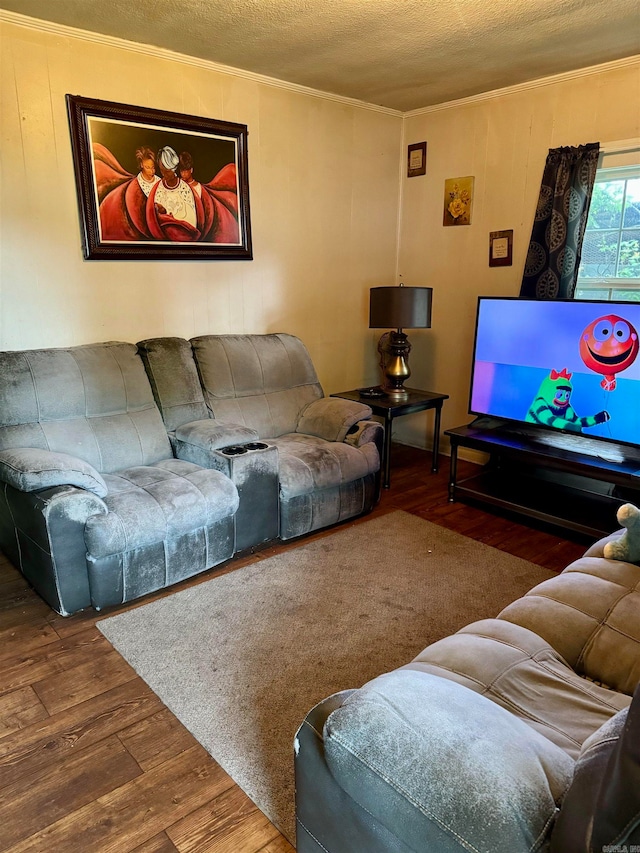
left=0, top=335, right=382, bottom=615
left=294, top=528, right=640, bottom=853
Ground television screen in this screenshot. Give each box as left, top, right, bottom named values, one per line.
left=469, top=297, right=640, bottom=447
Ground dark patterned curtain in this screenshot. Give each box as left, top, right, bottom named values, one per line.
left=520, top=143, right=599, bottom=299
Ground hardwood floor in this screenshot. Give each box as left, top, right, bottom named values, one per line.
left=0, top=445, right=588, bottom=852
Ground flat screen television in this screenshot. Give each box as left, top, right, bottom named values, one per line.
left=469, top=297, right=640, bottom=448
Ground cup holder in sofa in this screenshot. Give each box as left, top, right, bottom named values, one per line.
left=219, top=445, right=249, bottom=456
left=219, top=442, right=270, bottom=456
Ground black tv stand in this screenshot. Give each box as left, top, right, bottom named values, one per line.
left=468, top=415, right=506, bottom=430
left=445, top=420, right=640, bottom=539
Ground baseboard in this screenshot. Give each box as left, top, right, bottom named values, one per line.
left=393, top=439, right=488, bottom=467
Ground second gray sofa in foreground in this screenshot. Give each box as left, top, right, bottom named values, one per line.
left=294, top=528, right=640, bottom=852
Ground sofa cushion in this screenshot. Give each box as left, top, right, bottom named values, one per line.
left=498, top=556, right=640, bottom=695
left=0, top=342, right=172, bottom=473
left=137, top=337, right=209, bottom=432
left=191, top=334, right=323, bottom=437
left=0, top=447, right=108, bottom=498
left=324, top=670, right=574, bottom=853
left=406, top=618, right=630, bottom=758
left=271, top=433, right=377, bottom=499
left=84, top=459, right=239, bottom=558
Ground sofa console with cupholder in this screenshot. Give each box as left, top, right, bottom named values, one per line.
left=213, top=441, right=279, bottom=550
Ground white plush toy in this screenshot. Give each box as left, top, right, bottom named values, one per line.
left=603, top=503, right=640, bottom=564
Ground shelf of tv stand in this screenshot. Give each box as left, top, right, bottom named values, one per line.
left=445, top=420, right=640, bottom=539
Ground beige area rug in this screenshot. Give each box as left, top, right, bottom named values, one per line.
left=97, top=511, right=554, bottom=843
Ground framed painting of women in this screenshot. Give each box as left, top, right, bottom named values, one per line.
left=66, top=95, right=252, bottom=260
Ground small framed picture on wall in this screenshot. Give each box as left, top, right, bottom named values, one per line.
left=443, top=176, right=474, bottom=226
left=407, top=142, right=427, bottom=177
left=489, top=230, right=514, bottom=266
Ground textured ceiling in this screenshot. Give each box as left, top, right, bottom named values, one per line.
left=3, top=0, right=640, bottom=111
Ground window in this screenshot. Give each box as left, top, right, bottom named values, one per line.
left=576, top=161, right=640, bottom=302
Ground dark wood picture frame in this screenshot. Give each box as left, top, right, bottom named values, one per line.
left=407, top=142, right=427, bottom=178
left=66, top=95, right=252, bottom=260
left=489, top=229, right=513, bottom=267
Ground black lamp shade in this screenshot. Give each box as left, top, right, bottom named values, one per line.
left=369, top=286, right=432, bottom=330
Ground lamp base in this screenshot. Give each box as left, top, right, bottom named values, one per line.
left=378, top=331, right=412, bottom=398
left=383, top=385, right=410, bottom=400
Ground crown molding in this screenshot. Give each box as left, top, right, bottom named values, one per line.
left=2, top=9, right=637, bottom=119
left=0, top=9, right=403, bottom=117
left=404, top=54, right=640, bottom=117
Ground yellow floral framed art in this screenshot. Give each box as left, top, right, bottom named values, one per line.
left=443, top=176, right=474, bottom=226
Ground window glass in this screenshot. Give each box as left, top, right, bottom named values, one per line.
left=576, top=162, right=640, bottom=301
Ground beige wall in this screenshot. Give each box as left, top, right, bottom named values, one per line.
left=1, top=17, right=638, bottom=453
left=0, top=20, right=402, bottom=393
left=394, top=60, right=640, bottom=449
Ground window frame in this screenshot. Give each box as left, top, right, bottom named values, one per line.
left=575, top=143, right=640, bottom=301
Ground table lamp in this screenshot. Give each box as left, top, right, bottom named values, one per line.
left=369, top=284, right=433, bottom=399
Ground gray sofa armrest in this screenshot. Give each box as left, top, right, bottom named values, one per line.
left=0, top=481, right=108, bottom=615
left=296, top=398, right=372, bottom=443
left=0, top=448, right=108, bottom=498
left=175, top=419, right=259, bottom=450
left=172, top=419, right=260, bottom=468
left=295, top=690, right=409, bottom=853
left=321, top=670, right=573, bottom=853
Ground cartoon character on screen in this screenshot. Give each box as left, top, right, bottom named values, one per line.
left=525, top=368, right=609, bottom=432
left=580, top=315, right=639, bottom=391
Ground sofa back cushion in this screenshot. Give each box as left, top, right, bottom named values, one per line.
left=137, top=337, right=209, bottom=432
left=0, top=342, right=172, bottom=473
left=407, top=617, right=630, bottom=759
left=190, top=334, right=323, bottom=438
left=497, top=555, right=640, bottom=696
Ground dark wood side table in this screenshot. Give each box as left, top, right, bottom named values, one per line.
left=331, top=387, right=449, bottom=488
